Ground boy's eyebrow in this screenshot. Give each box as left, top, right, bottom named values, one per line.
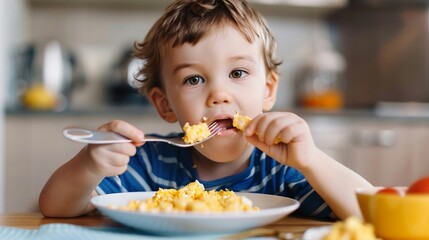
left=172, top=55, right=258, bottom=74
left=228, top=55, right=257, bottom=64
left=173, top=63, right=194, bottom=74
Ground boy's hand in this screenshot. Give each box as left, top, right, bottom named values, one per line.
left=83, top=120, right=144, bottom=177
left=244, top=112, right=317, bottom=170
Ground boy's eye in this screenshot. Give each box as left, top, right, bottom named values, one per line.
left=185, top=76, right=205, bottom=85
left=229, top=70, right=248, bottom=79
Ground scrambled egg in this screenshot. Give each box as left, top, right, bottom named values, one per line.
left=233, top=112, right=281, bottom=144
left=182, top=122, right=211, bottom=144
left=111, top=181, right=259, bottom=213
left=323, top=217, right=378, bottom=240
left=233, top=112, right=252, bottom=131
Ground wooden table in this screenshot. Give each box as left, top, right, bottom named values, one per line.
left=0, top=213, right=333, bottom=239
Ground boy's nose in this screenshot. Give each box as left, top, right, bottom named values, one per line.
left=207, top=89, right=233, bottom=106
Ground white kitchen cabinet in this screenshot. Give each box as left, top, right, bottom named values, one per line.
left=345, top=123, right=407, bottom=186
left=306, top=115, right=429, bottom=187
left=346, top=121, right=421, bottom=186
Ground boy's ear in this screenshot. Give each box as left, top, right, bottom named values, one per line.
left=263, top=70, right=279, bottom=111
left=148, top=87, right=177, bottom=123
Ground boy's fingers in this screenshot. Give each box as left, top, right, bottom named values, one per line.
left=133, top=141, right=145, bottom=147
left=99, top=120, right=144, bottom=142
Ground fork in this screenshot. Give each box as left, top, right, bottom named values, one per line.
left=62, top=122, right=222, bottom=147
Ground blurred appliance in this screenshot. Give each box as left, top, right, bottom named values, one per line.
left=295, top=38, right=346, bottom=110
left=12, top=40, right=85, bottom=111
left=106, top=48, right=148, bottom=105
left=327, top=1, right=429, bottom=108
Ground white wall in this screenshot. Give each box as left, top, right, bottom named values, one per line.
left=0, top=0, right=8, bottom=213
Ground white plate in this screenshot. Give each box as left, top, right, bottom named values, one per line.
left=91, top=192, right=299, bottom=235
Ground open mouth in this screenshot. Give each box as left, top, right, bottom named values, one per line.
left=213, top=119, right=234, bottom=131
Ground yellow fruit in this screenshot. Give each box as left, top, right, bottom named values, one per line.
left=22, top=84, right=58, bottom=110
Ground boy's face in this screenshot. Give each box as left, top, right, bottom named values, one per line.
left=150, top=25, right=278, bottom=162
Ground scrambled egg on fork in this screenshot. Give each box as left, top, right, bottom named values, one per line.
left=182, top=121, right=211, bottom=144
left=111, top=181, right=259, bottom=213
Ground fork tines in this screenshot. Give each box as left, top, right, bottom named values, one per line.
left=208, top=122, right=222, bottom=136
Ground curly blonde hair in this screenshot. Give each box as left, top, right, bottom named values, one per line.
left=134, top=0, right=281, bottom=96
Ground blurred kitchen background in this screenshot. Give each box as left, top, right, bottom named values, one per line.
left=0, top=0, right=428, bottom=213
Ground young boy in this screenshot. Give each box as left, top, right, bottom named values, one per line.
left=39, top=0, right=373, bottom=219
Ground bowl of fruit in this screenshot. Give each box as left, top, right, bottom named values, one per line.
left=356, top=177, right=429, bottom=240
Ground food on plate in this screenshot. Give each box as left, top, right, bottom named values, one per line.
left=233, top=112, right=281, bottom=144
left=407, top=176, right=429, bottom=194
left=376, top=187, right=402, bottom=195
left=182, top=121, right=211, bottom=144
left=109, top=181, right=259, bottom=213
left=322, top=216, right=378, bottom=240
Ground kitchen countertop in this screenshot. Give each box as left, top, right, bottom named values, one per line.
left=5, top=105, right=158, bottom=116
left=6, top=106, right=429, bottom=123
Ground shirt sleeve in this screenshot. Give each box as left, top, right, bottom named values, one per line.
left=96, top=140, right=189, bottom=195
left=96, top=145, right=154, bottom=195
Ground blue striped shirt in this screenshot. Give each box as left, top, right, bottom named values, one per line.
left=96, top=138, right=334, bottom=219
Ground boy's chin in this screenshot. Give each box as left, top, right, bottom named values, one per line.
left=193, top=140, right=253, bottom=163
